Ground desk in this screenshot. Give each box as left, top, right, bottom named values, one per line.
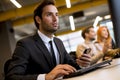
left=65, top=58, right=120, bottom=80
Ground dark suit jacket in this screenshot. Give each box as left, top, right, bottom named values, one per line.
left=5, top=33, right=80, bottom=80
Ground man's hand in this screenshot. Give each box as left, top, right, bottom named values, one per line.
left=76, top=54, right=92, bottom=67
left=45, top=64, right=76, bottom=80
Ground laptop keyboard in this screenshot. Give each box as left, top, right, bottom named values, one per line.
left=64, top=59, right=112, bottom=79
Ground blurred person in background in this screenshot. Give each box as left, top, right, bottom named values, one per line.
left=76, top=26, right=104, bottom=65
left=95, top=26, right=120, bottom=59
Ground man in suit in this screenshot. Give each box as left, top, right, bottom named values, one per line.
left=5, top=0, right=91, bottom=80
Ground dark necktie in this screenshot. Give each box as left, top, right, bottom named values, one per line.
left=49, top=41, right=56, bottom=66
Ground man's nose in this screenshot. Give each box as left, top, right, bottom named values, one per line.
left=52, top=15, right=58, bottom=21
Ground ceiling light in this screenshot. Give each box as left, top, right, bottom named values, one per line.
left=93, top=16, right=102, bottom=28
left=69, top=16, right=75, bottom=31
left=85, top=11, right=96, bottom=16
left=65, top=0, right=71, bottom=8
left=10, top=0, right=22, bottom=8
left=104, top=15, right=111, bottom=19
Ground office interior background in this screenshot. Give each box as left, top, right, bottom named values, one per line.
left=0, top=0, right=119, bottom=80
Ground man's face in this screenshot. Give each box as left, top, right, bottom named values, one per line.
left=87, top=28, right=96, bottom=41
left=40, top=5, right=59, bottom=33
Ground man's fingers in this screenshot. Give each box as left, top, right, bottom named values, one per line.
left=80, top=57, right=91, bottom=62
left=76, top=59, right=90, bottom=65
left=76, top=54, right=92, bottom=67
left=76, top=59, right=90, bottom=67
left=78, top=54, right=91, bottom=61
left=62, top=64, right=77, bottom=72
left=81, top=54, right=91, bottom=58
left=46, top=64, right=76, bottom=79
left=46, top=64, right=76, bottom=80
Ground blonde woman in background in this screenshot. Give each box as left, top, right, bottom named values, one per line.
left=95, top=26, right=120, bottom=59
left=95, top=26, right=112, bottom=51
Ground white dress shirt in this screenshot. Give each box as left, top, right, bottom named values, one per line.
left=37, top=30, right=60, bottom=80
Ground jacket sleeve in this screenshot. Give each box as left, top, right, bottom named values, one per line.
left=56, top=38, right=81, bottom=70
left=54, top=37, right=80, bottom=70
left=91, top=51, right=104, bottom=64
left=64, top=49, right=81, bottom=70
left=76, top=44, right=86, bottom=58
left=5, top=40, right=38, bottom=80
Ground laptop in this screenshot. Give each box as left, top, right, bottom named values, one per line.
left=64, top=59, right=112, bottom=79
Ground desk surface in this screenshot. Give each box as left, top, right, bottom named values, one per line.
left=65, top=58, right=120, bottom=80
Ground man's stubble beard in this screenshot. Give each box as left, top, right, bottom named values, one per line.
left=90, top=37, right=95, bottom=41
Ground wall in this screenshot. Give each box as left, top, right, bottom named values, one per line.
left=0, top=20, right=16, bottom=80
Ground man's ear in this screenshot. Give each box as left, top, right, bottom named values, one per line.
left=35, top=16, right=41, bottom=24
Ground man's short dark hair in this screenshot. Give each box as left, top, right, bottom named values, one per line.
left=34, top=0, right=55, bottom=29
left=82, top=26, right=93, bottom=39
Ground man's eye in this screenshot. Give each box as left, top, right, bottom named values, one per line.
left=56, top=13, right=59, bottom=16
left=47, top=13, right=52, bottom=16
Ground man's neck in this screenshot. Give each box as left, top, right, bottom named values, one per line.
left=85, top=38, right=93, bottom=43
left=39, top=30, right=54, bottom=38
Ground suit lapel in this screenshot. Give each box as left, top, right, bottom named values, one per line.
left=33, top=33, right=54, bottom=67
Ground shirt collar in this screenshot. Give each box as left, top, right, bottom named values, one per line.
left=37, top=30, right=54, bottom=43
